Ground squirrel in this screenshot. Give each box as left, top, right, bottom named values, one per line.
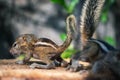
left=66, top=0, right=117, bottom=72
left=10, top=15, right=76, bottom=69
left=85, top=50, right=120, bottom=80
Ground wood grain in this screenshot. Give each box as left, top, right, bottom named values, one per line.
left=0, top=59, right=89, bottom=80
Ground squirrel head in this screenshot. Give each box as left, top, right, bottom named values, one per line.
left=10, top=34, right=37, bottom=56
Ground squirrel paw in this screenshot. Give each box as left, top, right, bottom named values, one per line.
left=29, top=62, right=55, bottom=69
left=16, top=60, right=25, bottom=65
left=66, top=61, right=83, bottom=72
left=29, top=63, right=40, bottom=69
left=79, top=70, right=89, bottom=74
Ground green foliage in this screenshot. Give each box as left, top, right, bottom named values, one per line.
left=50, top=0, right=67, bottom=9
left=61, top=45, right=76, bottom=59
left=51, top=0, right=115, bottom=22
left=104, top=36, right=116, bottom=46
left=101, top=11, right=108, bottom=23
left=101, top=0, right=115, bottom=23
left=60, top=33, right=67, bottom=41
left=67, top=0, right=79, bottom=13
left=17, top=54, right=25, bottom=60
left=50, top=0, right=79, bottom=13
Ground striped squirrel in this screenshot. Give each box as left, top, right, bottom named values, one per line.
left=67, top=0, right=116, bottom=72
left=10, top=15, right=76, bottom=69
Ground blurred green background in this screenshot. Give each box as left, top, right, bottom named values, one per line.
left=0, top=0, right=119, bottom=59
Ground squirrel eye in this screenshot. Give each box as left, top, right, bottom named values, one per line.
left=13, top=43, right=16, bottom=47
left=13, top=42, right=19, bottom=48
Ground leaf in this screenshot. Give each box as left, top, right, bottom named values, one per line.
left=60, top=33, right=66, bottom=41
left=61, top=49, right=76, bottom=59
left=17, top=54, right=25, bottom=60
left=104, top=36, right=116, bottom=46
left=67, top=0, right=79, bottom=13
left=101, top=12, right=108, bottom=23
left=101, top=0, right=115, bottom=23
left=110, top=0, right=115, bottom=4
left=50, top=0, right=64, bottom=5
left=50, top=0, right=79, bottom=13
left=61, top=44, right=77, bottom=59
left=50, top=0, right=67, bottom=9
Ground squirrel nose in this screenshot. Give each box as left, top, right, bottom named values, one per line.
left=9, top=48, right=13, bottom=54
left=9, top=48, right=17, bottom=55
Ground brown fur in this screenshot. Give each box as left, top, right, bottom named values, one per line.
left=85, top=50, right=120, bottom=80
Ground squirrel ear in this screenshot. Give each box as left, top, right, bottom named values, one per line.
left=22, top=37, right=26, bottom=41
left=25, top=35, right=32, bottom=42
left=21, top=34, right=32, bottom=42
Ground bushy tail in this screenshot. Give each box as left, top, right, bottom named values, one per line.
left=58, top=15, right=76, bottom=53
left=80, top=0, right=105, bottom=45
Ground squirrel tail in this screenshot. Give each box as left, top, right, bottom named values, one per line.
left=80, top=0, right=105, bottom=46
left=58, top=15, right=76, bottom=53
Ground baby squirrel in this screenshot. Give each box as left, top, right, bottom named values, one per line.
left=10, top=15, right=76, bottom=69
left=85, top=50, right=120, bottom=80
left=67, top=0, right=116, bottom=71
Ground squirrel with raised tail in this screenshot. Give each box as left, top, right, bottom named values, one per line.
left=67, top=0, right=117, bottom=72
left=71, top=0, right=120, bottom=78
left=10, top=15, right=76, bottom=69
